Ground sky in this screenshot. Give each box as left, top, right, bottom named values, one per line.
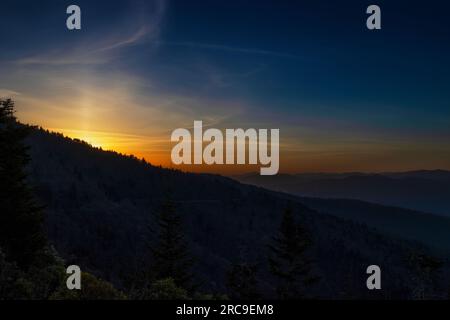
left=0, top=0, right=449, bottom=174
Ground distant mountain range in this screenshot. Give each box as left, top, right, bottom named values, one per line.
left=23, top=127, right=450, bottom=298
left=234, top=171, right=450, bottom=216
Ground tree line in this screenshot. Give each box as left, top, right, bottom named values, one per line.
left=0, top=98, right=317, bottom=299
left=1, top=98, right=445, bottom=300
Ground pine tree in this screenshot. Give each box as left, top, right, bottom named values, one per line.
left=0, top=100, right=124, bottom=300
left=268, top=205, right=317, bottom=299
left=147, top=195, right=194, bottom=292
left=0, top=99, right=47, bottom=270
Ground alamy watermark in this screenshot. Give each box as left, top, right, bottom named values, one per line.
left=66, top=265, right=81, bottom=290
left=171, top=121, right=279, bottom=175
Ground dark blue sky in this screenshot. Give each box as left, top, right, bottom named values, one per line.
left=1, top=0, right=449, bottom=172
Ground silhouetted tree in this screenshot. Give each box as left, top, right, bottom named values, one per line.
left=0, top=99, right=47, bottom=270
left=268, top=205, right=317, bottom=299
left=226, top=262, right=261, bottom=300
left=147, top=195, right=194, bottom=292
left=0, top=100, right=69, bottom=300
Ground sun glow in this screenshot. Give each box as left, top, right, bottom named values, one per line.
left=50, top=128, right=113, bottom=150
left=47, top=127, right=173, bottom=166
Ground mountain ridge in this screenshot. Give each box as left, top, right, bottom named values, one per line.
left=23, top=126, right=450, bottom=298
left=234, top=171, right=450, bottom=216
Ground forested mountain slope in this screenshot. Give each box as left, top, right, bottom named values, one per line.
left=25, top=128, right=449, bottom=298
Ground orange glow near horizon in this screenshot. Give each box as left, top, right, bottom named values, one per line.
left=47, top=127, right=172, bottom=166
left=12, top=85, right=450, bottom=176
left=41, top=126, right=450, bottom=176
left=46, top=127, right=279, bottom=175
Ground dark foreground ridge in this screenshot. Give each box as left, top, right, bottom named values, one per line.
left=24, top=127, right=450, bottom=299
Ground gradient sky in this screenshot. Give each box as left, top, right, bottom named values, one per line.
left=1, top=0, right=449, bottom=174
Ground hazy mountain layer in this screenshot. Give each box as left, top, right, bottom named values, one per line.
left=235, top=171, right=450, bottom=216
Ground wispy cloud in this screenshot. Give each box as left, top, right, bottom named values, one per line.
left=94, top=0, right=166, bottom=53
left=94, top=26, right=152, bottom=53
left=14, top=0, right=166, bottom=67
left=15, top=55, right=106, bottom=66
left=156, top=41, right=300, bottom=59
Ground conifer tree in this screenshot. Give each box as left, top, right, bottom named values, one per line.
left=0, top=99, right=126, bottom=300
left=0, top=99, right=47, bottom=270
left=147, top=195, right=194, bottom=292
left=268, top=205, right=317, bottom=299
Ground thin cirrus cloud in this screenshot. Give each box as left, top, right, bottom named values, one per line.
left=14, top=0, right=166, bottom=67
left=14, top=26, right=157, bottom=66
left=155, top=41, right=300, bottom=59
